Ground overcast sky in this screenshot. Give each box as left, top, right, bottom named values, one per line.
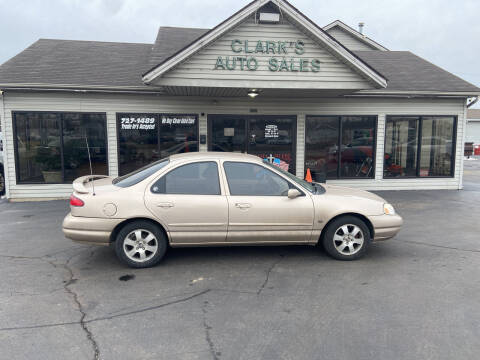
left=1, top=0, right=479, bottom=105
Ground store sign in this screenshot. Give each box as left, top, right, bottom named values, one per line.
left=214, top=39, right=321, bottom=72
left=161, top=115, right=196, bottom=125
left=264, top=124, right=279, bottom=138
left=120, top=116, right=155, bottom=130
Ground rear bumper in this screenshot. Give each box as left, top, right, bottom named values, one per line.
left=62, top=213, right=124, bottom=245
left=368, top=213, right=403, bottom=241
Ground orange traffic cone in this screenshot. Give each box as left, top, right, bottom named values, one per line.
left=305, top=168, right=313, bottom=183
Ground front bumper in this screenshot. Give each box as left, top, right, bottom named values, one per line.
left=62, top=213, right=124, bottom=246
left=368, top=213, right=403, bottom=241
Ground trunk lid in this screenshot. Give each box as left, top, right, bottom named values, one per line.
left=72, top=175, right=117, bottom=195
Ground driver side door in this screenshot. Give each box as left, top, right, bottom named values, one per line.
left=222, top=161, right=314, bottom=243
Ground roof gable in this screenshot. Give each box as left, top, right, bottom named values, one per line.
left=323, top=20, right=388, bottom=51
left=151, top=15, right=378, bottom=90
left=142, top=0, right=387, bottom=89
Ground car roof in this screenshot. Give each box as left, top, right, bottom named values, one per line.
left=169, top=151, right=264, bottom=163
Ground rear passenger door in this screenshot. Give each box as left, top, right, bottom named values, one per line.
left=222, top=161, right=314, bottom=243
left=144, top=161, right=228, bottom=245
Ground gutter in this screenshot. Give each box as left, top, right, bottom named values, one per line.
left=0, top=85, right=165, bottom=95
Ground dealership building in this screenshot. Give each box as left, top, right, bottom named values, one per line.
left=0, top=0, right=479, bottom=200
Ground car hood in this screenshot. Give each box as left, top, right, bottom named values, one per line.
left=321, top=184, right=385, bottom=203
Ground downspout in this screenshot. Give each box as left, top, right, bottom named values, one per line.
left=0, top=90, right=10, bottom=199
left=459, top=97, right=470, bottom=190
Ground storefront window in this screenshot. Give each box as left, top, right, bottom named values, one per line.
left=209, top=115, right=296, bottom=174
left=117, top=113, right=198, bottom=175
left=305, top=116, right=376, bottom=181
left=63, top=114, right=107, bottom=182
left=14, top=112, right=107, bottom=184
left=384, top=116, right=455, bottom=178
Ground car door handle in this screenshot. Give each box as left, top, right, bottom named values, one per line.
left=157, top=202, right=174, bottom=208
left=235, top=203, right=251, bottom=209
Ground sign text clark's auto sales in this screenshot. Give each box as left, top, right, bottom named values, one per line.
left=214, top=39, right=321, bottom=72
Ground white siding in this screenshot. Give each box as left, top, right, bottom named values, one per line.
left=326, top=27, right=378, bottom=51
left=2, top=91, right=466, bottom=199
left=153, top=16, right=375, bottom=90
left=466, top=120, right=480, bottom=143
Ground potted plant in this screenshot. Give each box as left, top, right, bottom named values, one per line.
left=35, top=146, right=62, bottom=183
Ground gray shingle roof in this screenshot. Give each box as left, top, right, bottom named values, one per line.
left=0, top=39, right=153, bottom=88
left=147, top=27, right=209, bottom=72
left=0, top=27, right=478, bottom=94
left=354, top=50, right=480, bottom=93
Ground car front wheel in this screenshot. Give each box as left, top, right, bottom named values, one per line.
left=322, top=216, right=370, bottom=260
left=115, top=220, right=167, bottom=268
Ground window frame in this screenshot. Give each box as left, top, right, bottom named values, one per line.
left=150, top=160, right=222, bottom=196
left=383, top=115, right=457, bottom=179
left=12, top=111, right=108, bottom=185
left=304, top=115, right=378, bottom=180
left=116, top=113, right=199, bottom=176
left=222, top=160, right=305, bottom=197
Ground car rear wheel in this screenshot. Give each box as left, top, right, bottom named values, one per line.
left=322, top=216, right=370, bottom=260
left=115, top=221, right=167, bottom=268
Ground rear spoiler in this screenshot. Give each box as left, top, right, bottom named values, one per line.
left=72, top=175, right=110, bottom=194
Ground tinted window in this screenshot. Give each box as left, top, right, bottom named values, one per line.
left=305, top=115, right=376, bottom=181
left=224, top=162, right=293, bottom=196
left=151, top=162, right=220, bottom=195
left=384, top=116, right=419, bottom=177
left=305, top=116, right=339, bottom=181
left=14, top=112, right=107, bottom=184
left=419, top=117, right=455, bottom=177
left=113, top=159, right=169, bottom=187
left=63, top=113, right=107, bottom=182
left=384, top=116, right=455, bottom=178
left=117, top=113, right=198, bottom=175
left=117, top=114, right=159, bottom=176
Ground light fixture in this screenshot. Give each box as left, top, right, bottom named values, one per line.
left=247, top=89, right=259, bottom=98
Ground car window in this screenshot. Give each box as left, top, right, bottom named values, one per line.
left=223, top=161, right=294, bottom=196
left=151, top=161, right=221, bottom=195
left=113, top=159, right=169, bottom=187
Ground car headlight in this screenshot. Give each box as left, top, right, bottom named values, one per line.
left=384, top=203, right=396, bottom=215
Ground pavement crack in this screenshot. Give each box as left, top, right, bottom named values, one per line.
left=202, top=300, right=220, bottom=360
left=60, top=260, right=100, bottom=360
left=0, top=289, right=211, bottom=332
left=398, top=239, right=480, bottom=253
left=257, top=255, right=283, bottom=295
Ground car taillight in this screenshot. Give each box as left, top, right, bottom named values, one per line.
left=70, top=194, right=84, bottom=207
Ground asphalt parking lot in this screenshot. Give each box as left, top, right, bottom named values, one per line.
left=1, top=161, right=479, bottom=360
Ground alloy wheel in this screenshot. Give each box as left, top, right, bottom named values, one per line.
left=123, top=229, right=158, bottom=263
left=333, top=224, right=364, bottom=256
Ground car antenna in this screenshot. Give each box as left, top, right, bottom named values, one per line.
left=85, top=134, right=96, bottom=196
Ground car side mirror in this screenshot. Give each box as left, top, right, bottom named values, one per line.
left=287, top=189, right=301, bottom=199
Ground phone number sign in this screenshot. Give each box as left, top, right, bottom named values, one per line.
left=121, top=117, right=156, bottom=130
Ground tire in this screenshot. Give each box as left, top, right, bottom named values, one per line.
left=0, top=164, right=5, bottom=197
left=322, top=216, right=370, bottom=261
left=114, top=220, right=167, bottom=268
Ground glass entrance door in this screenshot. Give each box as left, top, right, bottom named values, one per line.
left=208, top=115, right=296, bottom=174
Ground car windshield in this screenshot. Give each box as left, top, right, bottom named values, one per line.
left=263, top=161, right=319, bottom=193
left=113, top=159, right=169, bottom=187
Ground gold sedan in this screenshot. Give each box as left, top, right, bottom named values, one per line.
left=63, top=152, right=403, bottom=268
